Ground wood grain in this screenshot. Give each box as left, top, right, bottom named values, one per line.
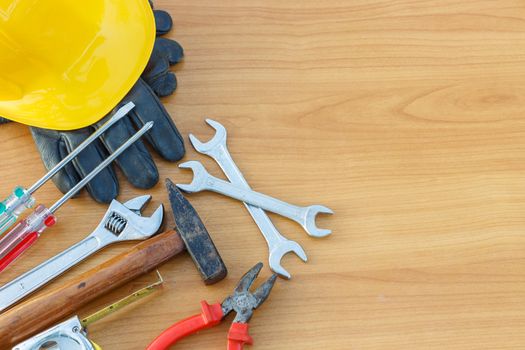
left=1, top=0, right=525, bottom=348
left=0, top=230, right=185, bottom=348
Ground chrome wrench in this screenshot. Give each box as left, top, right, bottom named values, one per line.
left=177, top=161, right=333, bottom=237
left=0, top=195, right=163, bottom=312
left=189, top=119, right=307, bottom=279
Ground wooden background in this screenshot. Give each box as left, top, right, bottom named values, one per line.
left=2, top=0, right=525, bottom=348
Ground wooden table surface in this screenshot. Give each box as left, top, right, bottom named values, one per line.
left=2, top=0, right=525, bottom=348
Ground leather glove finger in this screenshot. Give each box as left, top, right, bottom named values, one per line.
left=29, top=127, right=119, bottom=203
left=95, top=103, right=159, bottom=189
left=154, top=9, right=173, bottom=36
left=142, top=38, right=184, bottom=97
left=124, top=79, right=185, bottom=162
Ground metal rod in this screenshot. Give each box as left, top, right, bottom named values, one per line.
left=28, top=102, right=135, bottom=194
left=49, top=121, right=153, bottom=213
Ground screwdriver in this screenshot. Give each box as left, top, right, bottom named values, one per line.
left=0, top=102, right=135, bottom=236
left=0, top=121, right=154, bottom=273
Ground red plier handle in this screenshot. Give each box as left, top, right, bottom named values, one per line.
left=147, top=301, right=223, bottom=350
left=146, top=301, right=253, bottom=350
left=227, top=323, right=253, bottom=350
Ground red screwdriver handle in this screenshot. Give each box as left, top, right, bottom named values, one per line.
left=146, top=301, right=224, bottom=350
left=227, top=323, right=253, bottom=350
left=0, top=231, right=38, bottom=272
left=0, top=204, right=56, bottom=272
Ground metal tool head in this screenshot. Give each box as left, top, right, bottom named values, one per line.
left=96, top=195, right=164, bottom=241
left=166, top=179, right=227, bottom=285
left=189, top=119, right=227, bottom=154
left=303, top=205, right=334, bottom=237
left=12, top=316, right=94, bottom=350
left=176, top=161, right=210, bottom=193
left=123, top=195, right=153, bottom=214
left=221, top=262, right=277, bottom=324
left=269, top=241, right=308, bottom=279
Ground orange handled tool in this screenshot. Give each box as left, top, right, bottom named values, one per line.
left=147, top=262, right=277, bottom=350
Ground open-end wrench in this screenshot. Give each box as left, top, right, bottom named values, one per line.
left=177, top=161, right=333, bottom=238
left=0, top=195, right=164, bottom=312
left=189, top=119, right=307, bottom=279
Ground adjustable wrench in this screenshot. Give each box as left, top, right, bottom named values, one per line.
left=188, top=119, right=307, bottom=279
left=0, top=195, right=163, bottom=312
left=177, top=161, right=333, bottom=237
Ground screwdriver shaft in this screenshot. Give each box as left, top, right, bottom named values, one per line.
left=49, top=121, right=153, bottom=213
left=27, top=102, right=135, bottom=194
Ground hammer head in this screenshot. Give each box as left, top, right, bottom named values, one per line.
left=166, top=179, right=227, bottom=285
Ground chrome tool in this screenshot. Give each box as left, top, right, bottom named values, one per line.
left=0, top=194, right=163, bottom=312
left=0, top=183, right=226, bottom=349
left=0, top=102, right=135, bottom=236
left=188, top=119, right=307, bottom=279
left=0, top=120, right=153, bottom=273
left=177, top=160, right=333, bottom=237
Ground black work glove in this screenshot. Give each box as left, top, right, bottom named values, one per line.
left=28, top=9, right=185, bottom=204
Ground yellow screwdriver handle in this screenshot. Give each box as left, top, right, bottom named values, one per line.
left=91, top=340, right=102, bottom=350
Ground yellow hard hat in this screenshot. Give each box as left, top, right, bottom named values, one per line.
left=0, top=0, right=155, bottom=130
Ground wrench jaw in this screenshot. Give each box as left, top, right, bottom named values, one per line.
left=123, top=195, right=152, bottom=214
left=303, top=205, right=334, bottom=238
left=269, top=241, right=308, bottom=279
left=94, top=197, right=164, bottom=243
left=116, top=204, right=164, bottom=241
left=189, top=118, right=227, bottom=154
left=177, top=161, right=210, bottom=193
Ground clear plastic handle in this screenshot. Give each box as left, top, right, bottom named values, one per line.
left=0, top=186, right=35, bottom=236
left=0, top=204, right=55, bottom=272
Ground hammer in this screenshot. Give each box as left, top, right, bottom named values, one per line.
left=0, top=179, right=227, bottom=348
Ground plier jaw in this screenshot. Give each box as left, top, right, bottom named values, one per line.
left=221, top=262, right=278, bottom=324
left=147, top=263, right=277, bottom=350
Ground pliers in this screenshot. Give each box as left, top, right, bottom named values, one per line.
left=147, top=262, right=277, bottom=350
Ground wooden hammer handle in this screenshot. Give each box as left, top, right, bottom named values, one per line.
left=0, top=229, right=185, bottom=348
